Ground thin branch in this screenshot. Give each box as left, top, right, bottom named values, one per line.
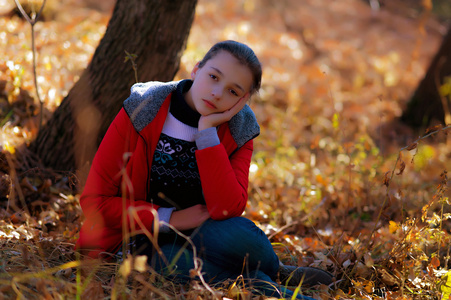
left=13, top=0, right=47, bottom=25
left=13, top=0, right=48, bottom=132
left=31, top=25, right=44, bottom=131
left=369, top=124, right=451, bottom=243
left=124, top=50, right=139, bottom=83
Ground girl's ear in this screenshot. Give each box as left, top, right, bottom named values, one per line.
left=191, top=62, right=200, bottom=80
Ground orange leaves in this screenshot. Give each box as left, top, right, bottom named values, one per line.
left=426, top=256, right=441, bottom=277
left=395, top=152, right=406, bottom=176
left=383, top=171, right=391, bottom=187
left=352, top=278, right=375, bottom=295
left=430, top=256, right=441, bottom=269
left=1, top=0, right=450, bottom=299
left=425, top=124, right=443, bottom=134
left=119, top=255, right=148, bottom=277
left=421, top=0, right=433, bottom=10
left=388, top=221, right=399, bottom=234
left=396, top=160, right=406, bottom=176
left=315, top=173, right=328, bottom=187
left=405, top=142, right=417, bottom=151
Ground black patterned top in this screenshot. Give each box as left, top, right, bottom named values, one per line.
left=148, top=80, right=205, bottom=209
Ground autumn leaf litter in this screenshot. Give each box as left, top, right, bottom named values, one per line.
left=1, top=0, right=451, bottom=299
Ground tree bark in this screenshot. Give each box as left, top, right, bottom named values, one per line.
left=30, top=0, right=197, bottom=176
left=401, top=25, right=451, bottom=128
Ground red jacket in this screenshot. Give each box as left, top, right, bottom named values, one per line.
left=76, top=81, right=260, bottom=258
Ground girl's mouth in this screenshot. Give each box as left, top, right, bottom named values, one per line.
left=203, top=99, right=217, bottom=109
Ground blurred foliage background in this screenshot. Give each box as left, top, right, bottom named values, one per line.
left=0, top=0, right=450, bottom=299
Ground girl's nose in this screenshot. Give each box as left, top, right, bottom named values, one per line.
left=211, top=87, right=222, bottom=100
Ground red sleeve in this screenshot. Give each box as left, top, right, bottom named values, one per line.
left=195, top=139, right=253, bottom=220
left=77, top=108, right=159, bottom=256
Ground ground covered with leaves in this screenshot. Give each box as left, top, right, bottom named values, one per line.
left=0, top=0, right=450, bottom=299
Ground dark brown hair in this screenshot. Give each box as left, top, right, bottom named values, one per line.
left=198, top=40, right=262, bottom=94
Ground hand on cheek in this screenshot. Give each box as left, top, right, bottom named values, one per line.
left=198, top=93, right=250, bottom=131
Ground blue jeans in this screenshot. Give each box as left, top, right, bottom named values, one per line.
left=134, top=217, right=315, bottom=300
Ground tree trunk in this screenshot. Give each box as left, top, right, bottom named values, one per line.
left=401, top=26, right=451, bottom=128
left=30, top=0, right=197, bottom=177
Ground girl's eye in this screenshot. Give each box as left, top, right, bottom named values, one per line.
left=230, top=89, right=238, bottom=96
left=209, top=74, right=217, bottom=80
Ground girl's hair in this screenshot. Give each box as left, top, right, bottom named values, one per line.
left=198, top=40, right=262, bottom=94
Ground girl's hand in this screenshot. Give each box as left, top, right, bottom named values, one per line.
left=198, top=93, right=249, bottom=131
left=169, top=204, right=210, bottom=231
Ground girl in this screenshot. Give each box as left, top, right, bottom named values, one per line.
left=76, top=40, right=332, bottom=299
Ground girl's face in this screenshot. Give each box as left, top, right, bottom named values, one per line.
left=185, top=51, right=253, bottom=116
